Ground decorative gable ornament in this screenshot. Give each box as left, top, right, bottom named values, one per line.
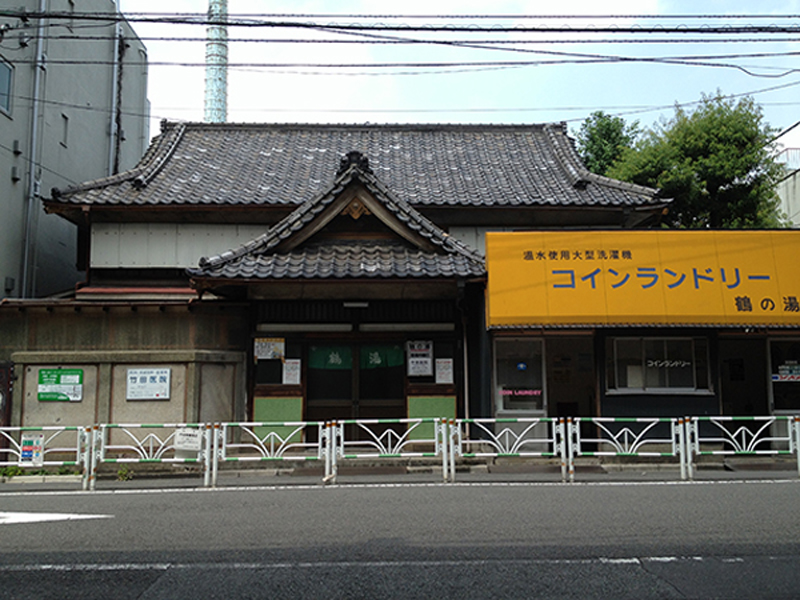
left=343, top=198, right=371, bottom=220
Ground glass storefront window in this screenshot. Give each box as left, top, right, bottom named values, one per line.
left=608, top=337, right=709, bottom=392
left=494, top=338, right=544, bottom=411
left=770, top=340, right=800, bottom=411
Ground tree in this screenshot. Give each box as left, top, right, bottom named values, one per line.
left=575, top=111, right=639, bottom=176
left=607, top=93, right=787, bottom=229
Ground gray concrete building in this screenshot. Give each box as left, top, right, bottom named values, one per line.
left=0, top=1, right=149, bottom=299
left=777, top=148, right=799, bottom=227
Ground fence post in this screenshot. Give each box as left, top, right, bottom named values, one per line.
left=211, top=423, right=220, bottom=488
left=332, top=421, right=340, bottom=482
left=88, top=425, right=99, bottom=492
left=322, top=421, right=338, bottom=485
left=203, top=423, right=212, bottom=488
left=567, top=417, right=575, bottom=483
left=558, top=418, right=567, bottom=483
left=323, top=422, right=333, bottom=484
left=795, top=417, right=800, bottom=479
left=686, top=417, right=695, bottom=481
left=440, top=419, right=449, bottom=483
left=81, top=426, right=91, bottom=491
left=677, top=418, right=687, bottom=481
left=449, top=419, right=456, bottom=483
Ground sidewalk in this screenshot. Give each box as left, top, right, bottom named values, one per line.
left=2, top=457, right=798, bottom=493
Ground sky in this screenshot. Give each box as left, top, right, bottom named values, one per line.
left=117, top=0, right=800, bottom=152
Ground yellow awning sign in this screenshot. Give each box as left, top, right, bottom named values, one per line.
left=485, top=231, right=800, bottom=327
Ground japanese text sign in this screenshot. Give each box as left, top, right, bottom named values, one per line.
left=486, top=231, right=800, bottom=327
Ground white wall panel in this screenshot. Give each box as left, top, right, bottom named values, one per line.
left=91, top=223, right=269, bottom=268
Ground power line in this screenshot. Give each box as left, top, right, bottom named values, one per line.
left=6, top=57, right=798, bottom=79
left=0, top=141, right=80, bottom=186
left=9, top=76, right=798, bottom=122
left=8, top=34, right=800, bottom=45
left=3, top=11, right=800, bottom=34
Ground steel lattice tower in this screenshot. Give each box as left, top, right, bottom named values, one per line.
left=204, top=0, right=228, bottom=123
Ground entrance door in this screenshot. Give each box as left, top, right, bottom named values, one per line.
left=720, top=339, right=769, bottom=415
left=306, top=344, right=406, bottom=424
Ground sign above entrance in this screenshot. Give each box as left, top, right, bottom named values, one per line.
left=486, top=231, right=800, bottom=327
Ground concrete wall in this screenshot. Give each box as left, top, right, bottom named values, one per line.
left=777, top=170, right=800, bottom=227
left=1, top=303, right=250, bottom=427
left=0, top=0, right=149, bottom=298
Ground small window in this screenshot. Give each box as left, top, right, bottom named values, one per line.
left=607, top=337, right=710, bottom=392
left=0, top=57, right=12, bottom=115
left=60, top=114, right=69, bottom=147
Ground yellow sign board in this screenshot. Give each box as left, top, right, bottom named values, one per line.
left=486, top=231, right=800, bottom=327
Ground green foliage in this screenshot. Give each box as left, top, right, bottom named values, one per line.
left=117, top=466, right=134, bottom=481
left=608, top=93, right=787, bottom=229
left=576, top=111, right=640, bottom=176
left=1, top=465, right=25, bottom=477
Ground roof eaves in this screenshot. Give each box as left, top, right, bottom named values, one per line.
left=50, top=123, right=187, bottom=202
left=544, top=122, right=662, bottom=202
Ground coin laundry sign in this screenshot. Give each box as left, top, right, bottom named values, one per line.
left=486, top=231, right=800, bottom=327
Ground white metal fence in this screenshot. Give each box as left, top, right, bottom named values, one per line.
left=2, top=415, right=798, bottom=489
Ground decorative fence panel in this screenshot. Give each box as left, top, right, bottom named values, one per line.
left=89, top=423, right=210, bottom=491
left=453, top=418, right=567, bottom=482
left=212, top=421, right=326, bottom=486
left=0, top=425, right=86, bottom=478
left=687, top=416, right=800, bottom=479
left=569, top=417, right=688, bottom=481
left=3, top=416, right=798, bottom=490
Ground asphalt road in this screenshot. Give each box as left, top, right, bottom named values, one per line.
left=1, top=479, right=799, bottom=599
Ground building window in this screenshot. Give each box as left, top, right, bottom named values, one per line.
left=60, top=114, right=69, bottom=147
left=494, top=337, right=545, bottom=411
left=770, top=339, right=800, bottom=411
left=0, top=57, right=12, bottom=115
left=607, top=337, right=709, bottom=392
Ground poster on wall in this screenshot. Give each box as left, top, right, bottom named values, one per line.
left=435, top=359, right=454, bottom=385
left=127, top=368, right=171, bottom=401
left=773, top=362, right=800, bottom=382
left=38, top=368, right=83, bottom=402
left=407, top=341, right=433, bottom=377
left=282, top=359, right=301, bottom=385
left=255, top=338, right=285, bottom=360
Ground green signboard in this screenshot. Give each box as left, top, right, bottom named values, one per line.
left=38, top=368, right=83, bottom=402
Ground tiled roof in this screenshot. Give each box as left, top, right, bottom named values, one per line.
left=190, top=239, right=485, bottom=281
left=51, top=121, right=663, bottom=210
left=187, top=156, right=486, bottom=282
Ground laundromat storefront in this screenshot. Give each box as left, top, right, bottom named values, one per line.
left=485, top=231, right=800, bottom=418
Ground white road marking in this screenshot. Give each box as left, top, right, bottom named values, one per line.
left=0, top=477, right=796, bottom=499
left=0, top=512, right=114, bottom=525
left=0, top=555, right=745, bottom=573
